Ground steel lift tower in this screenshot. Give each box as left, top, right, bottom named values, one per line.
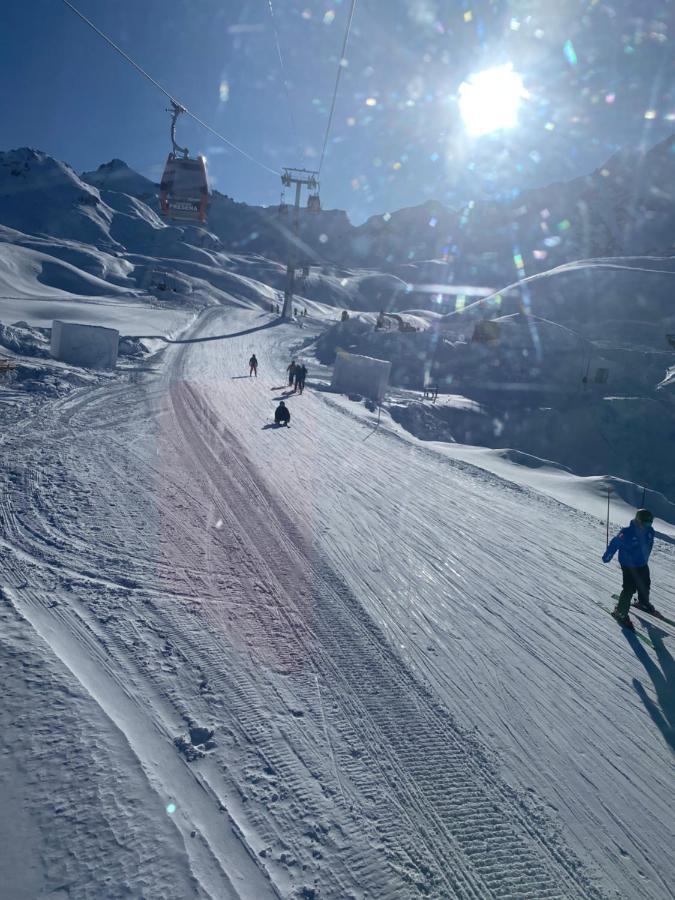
left=279, top=167, right=320, bottom=319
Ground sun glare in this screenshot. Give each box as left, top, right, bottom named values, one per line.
left=458, top=64, right=525, bottom=137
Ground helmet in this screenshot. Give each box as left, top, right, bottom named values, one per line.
left=636, top=508, right=653, bottom=525
left=279, top=400, right=285, bottom=406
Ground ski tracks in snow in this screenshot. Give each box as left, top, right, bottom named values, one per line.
left=165, top=365, right=605, bottom=899
left=0, top=311, right=612, bottom=898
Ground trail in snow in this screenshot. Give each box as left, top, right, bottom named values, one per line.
left=183, top=308, right=675, bottom=899
left=0, top=306, right=672, bottom=898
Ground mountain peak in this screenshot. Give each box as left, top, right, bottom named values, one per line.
left=81, top=160, right=157, bottom=197
left=96, top=158, right=133, bottom=172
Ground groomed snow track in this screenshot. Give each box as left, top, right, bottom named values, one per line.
left=0, top=310, right=610, bottom=899
left=169, top=374, right=603, bottom=900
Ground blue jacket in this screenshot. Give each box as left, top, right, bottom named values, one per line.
left=603, top=520, right=654, bottom=568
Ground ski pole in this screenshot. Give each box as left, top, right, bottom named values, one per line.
left=606, top=486, right=612, bottom=546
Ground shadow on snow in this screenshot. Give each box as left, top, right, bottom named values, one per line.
left=624, top=622, right=675, bottom=753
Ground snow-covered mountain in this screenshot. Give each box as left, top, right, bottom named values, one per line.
left=0, top=148, right=116, bottom=246
left=2, top=137, right=675, bottom=332
left=2, top=138, right=675, bottom=900
left=81, top=157, right=157, bottom=199
left=348, top=134, right=675, bottom=279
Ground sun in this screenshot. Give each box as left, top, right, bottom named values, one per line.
left=458, top=64, right=525, bottom=137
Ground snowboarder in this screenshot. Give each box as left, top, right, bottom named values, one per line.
left=287, top=360, right=297, bottom=387
left=297, top=363, right=308, bottom=394
left=603, top=509, right=658, bottom=627
left=249, top=354, right=258, bottom=377
left=274, top=400, right=290, bottom=427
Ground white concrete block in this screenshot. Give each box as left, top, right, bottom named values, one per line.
left=331, top=351, right=391, bottom=401
left=50, top=320, right=119, bottom=370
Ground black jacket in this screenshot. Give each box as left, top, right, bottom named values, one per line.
left=275, top=405, right=290, bottom=425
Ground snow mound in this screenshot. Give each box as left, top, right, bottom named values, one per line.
left=0, top=320, right=50, bottom=357
left=0, top=242, right=132, bottom=297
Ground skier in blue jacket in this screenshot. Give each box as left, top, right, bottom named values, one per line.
left=603, top=508, right=657, bottom=626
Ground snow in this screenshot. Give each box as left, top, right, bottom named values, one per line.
left=0, top=296, right=196, bottom=337
left=1, top=144, right=674, bottom=899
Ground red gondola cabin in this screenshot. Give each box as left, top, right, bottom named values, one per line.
left=159, top=154, right=209, bottom=224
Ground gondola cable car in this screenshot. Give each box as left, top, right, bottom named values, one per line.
left=159, top=102, right=209, bottom=224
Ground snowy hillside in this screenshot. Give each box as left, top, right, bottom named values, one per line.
left=2, top=303, right=675, bottom=899
left=1, top=143, right=674, bottom=500
left=346, top=134, right=675, bottom=278
left=0, top=148, right=116, bottom=246
left=1, top=129, right=675, bottom=898
left=82, top=158, right=158, bottom=200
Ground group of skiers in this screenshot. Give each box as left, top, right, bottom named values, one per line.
left=247, top=355, right=307, bottom=393
left=244, top=354, right=308, bottom=428
left=287, top=359, right=307, bottom=394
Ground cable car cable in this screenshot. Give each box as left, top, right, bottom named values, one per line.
left=318, top=0, right=358, bottom=175
left=60, top=0, right=278, bottom=176
left=265, top=0, right=302, bottom=160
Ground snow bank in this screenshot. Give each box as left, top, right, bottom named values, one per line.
left=390, top=393, right=675, bottom=502
left=0, top=242, right=133, bottom=298
left=0, top=321, right=50, bottom=357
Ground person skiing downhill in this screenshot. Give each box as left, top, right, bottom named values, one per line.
left=293, top=363, right=303, bottom=393
left=297, top=363, right=308, bottom=394
left=287, top=360, right=297, bottom=387
left=249, top=354, right=258, bottom=377
left=603, top=508, right=658, bottom=627
left=274, top=400, right=290, bottom=426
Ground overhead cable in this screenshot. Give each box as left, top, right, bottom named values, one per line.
left=60, top=0, right=278, bottom=176
left=318, top=0, right=358, bottom=175
left=265, top=0, right=302, bottom=159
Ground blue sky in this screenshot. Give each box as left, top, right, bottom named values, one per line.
left=2, top=0, right=674, bottom=223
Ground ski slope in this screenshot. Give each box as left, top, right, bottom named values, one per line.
left=1, top=306, right=673, bottom=899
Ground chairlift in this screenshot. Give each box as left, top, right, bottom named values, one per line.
left=307, top=193, right=321, bottom=213
left=159, top=102, right=209, bottom=224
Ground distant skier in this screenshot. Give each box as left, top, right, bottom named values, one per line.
left=603, top=508, right=658, bottom=627
left=274, top=400, right=290, bottom=427
left=249, top=354, right=258, bottom=377
left=293, top=364, right=303, bottom=393
left=287, top=360, right=297, bottom=387
left=297, top=363, right=308, bottom=394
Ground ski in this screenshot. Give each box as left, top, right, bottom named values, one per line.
left=591, top=599, right=654, bottom=648
left=612, top=595, right=675, bottom=630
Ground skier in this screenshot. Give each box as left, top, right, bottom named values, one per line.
left=297, top=363, right=308, bottom=394
left=249, top=354, right=258, bottom=377
left=274, top=400, right=290, bottom=427
left=293, top=364, right=303, bottom=393
left=287, top=360, right=297, bottom=387
left=603, top=508, right=658, bottom=627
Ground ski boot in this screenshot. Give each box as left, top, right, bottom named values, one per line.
left=633, top=600, right=666, bottom=620
left=611, top=608, right=635, bottom=630
left=632, top=599, right=658, bottom=615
